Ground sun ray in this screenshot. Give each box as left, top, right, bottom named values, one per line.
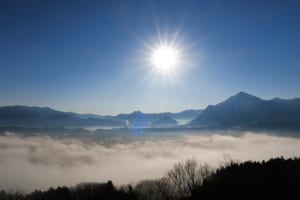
left=133, top=23, right=196, bottom=86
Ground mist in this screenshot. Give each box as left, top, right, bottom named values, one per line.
left=1, top=131, right=300, bottom=191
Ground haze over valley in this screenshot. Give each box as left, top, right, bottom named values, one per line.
left=1, top=92, right=300, bottom=191
left=1, top=1, right=300, bottom=199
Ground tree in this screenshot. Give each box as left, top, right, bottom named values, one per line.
left=167, top=158, right=213, bottom=199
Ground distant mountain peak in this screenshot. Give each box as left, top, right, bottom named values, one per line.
left=131, top=111, right=144, bottom=115
left=235, top=91, right=259, bottom=98
left=223, top=92, right=262, bottom=104
left=190, top=91, right=300, bottom=129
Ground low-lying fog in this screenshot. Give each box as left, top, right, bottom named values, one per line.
left=1, top=130, right=300, bottom=191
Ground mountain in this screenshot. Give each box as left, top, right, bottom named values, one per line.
left=190, top=92, right=300, bottom=130
left=169, top=109, right=202, bottom=120
left=116, top=109, right=201, bottom=127
left=0, top=106, right=201, bottom=128
left=151, top=116, right=178, bottom=128
left=68, top=112, right=104, bottom=119
left=6, top=92, right=300, bottom=130
left=0, top=106, right=125, bottom=128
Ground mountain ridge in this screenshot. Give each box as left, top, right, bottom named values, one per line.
left=1, top=92, right=300, bottom=130
left=190, top=91, right=300, bottom=130
left=0, top=106, right=201, bottom=128
left=0, top=106, right=124, bottom=128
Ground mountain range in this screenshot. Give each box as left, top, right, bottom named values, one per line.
left=116, top=109, right=202, bottom=127
left=1, top=92, right=299, bottom=130
left=0, top=106, right=201, bottom=128
left=0, top=106, right=124, bottom=128
left=190, top=92, right=300, bottom=130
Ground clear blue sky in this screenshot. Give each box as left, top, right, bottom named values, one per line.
left=0, top=0, right=299, bottom=115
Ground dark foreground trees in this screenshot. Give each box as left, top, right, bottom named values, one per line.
left=192, top=157, right=300, bottom=200
left=0, top=181, right=136, bottom=200
left=1, top=157, right=300, bottom=200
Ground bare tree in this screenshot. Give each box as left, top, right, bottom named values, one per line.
left=167, top=158, right=213, bottom=199
left=219, top=153, right=240, bottom=168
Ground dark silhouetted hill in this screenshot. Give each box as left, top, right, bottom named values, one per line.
left=191, top=157, right=300, bottom=200
left=190, top=92, right=300, bottom=130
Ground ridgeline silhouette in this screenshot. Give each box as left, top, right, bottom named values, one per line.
left=1, top=92, right=300, bottom=130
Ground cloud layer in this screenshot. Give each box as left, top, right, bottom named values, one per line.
left=1, top=131, right=300, bottom=191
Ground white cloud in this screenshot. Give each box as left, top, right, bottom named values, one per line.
left=0, top=132, right=300, bottom=191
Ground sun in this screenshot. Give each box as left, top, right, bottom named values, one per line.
left=152, top=47, right=178, bottom=71
left=136, top=28, right=189, bottom=79
left=152, top=46, right=178, bottom=72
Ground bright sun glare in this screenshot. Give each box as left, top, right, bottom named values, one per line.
left=152, top=46, right=178, bottom=72
left=139, top=29, right=187, bottom=78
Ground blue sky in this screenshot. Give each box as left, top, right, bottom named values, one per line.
left=0, top=0, right=299, bottom=114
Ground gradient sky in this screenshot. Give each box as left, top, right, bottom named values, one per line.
left=0, top=0, right=299, bottom=115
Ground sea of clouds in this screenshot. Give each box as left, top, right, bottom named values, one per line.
left=1, top=131, right=300, bottom=191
